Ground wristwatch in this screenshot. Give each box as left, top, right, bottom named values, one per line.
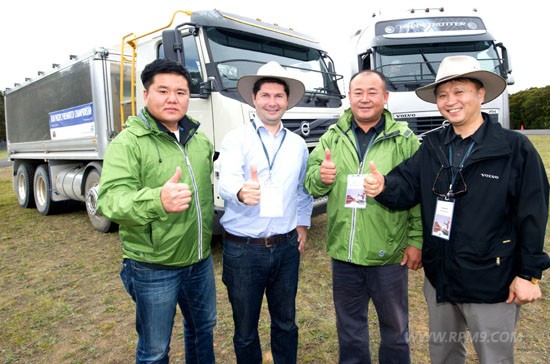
left=518, top=273, right=540, bottom=284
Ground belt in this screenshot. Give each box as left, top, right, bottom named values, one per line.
left=223, top=229, right=296, bottom=247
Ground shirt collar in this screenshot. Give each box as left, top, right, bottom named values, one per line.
left=351, top=114, right=386, bottom=135
left=252, top=117, right=285, bottom=136
left=444, top=118, right=488, bottom=145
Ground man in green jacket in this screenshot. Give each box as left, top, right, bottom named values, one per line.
left=98, top=59, right=216, bottom=363
left=305, top=70, right=422, bottom=363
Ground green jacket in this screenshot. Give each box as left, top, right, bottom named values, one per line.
left=305, top=108, right=422, bottom=265
left=97, top=109, right=214, bottom=266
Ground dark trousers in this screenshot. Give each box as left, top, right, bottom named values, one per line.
left=332, top=259, right=410, bottom=364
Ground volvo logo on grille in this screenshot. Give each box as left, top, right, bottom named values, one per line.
left=300, top=121, right=311, bottom=136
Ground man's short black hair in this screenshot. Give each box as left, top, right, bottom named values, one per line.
left=349, top=70, right=388, bottom=91
left=141, top=59, right=192, bottom=90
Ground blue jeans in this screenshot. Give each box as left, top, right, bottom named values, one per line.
left=332, top=259, right=410, bottom=364
left=222, top=231, right=300, bottom=364
left=120, top=256, right=217, bottom=364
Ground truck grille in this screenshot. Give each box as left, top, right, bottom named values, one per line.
left=398, top=116, right=447, bottom=135
left=284, top=117, right=339, bottom=148
left=396, top=114, right=499, bottom=137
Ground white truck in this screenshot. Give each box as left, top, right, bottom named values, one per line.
left=351, top=6, right=513, bottom=136
left=4, top=9, right=345, bottom=232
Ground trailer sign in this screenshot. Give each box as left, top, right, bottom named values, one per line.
left=49, top=103, right=95, bottom=140
left=376, top=17, right=486, bottom=38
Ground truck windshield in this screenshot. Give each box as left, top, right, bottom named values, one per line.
left=375, top=41, right=503, bottom=91
left=204, top=27, right=343, bottom=99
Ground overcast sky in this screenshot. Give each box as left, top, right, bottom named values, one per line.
left=1, top=0, right=546, bottom=94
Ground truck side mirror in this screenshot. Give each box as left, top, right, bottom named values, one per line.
left=358, top=49, right=373, bottom=71
left=162, top=30, right=184, bottom=64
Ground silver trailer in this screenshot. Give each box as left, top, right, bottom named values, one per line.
left=5, top=48, right=126, bottom=232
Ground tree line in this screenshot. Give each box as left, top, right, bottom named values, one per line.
left=0, top=86, right=548, bottom=144
left=509, top=86, right=550, bottom=129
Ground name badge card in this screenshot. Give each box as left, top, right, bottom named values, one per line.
left=432, top=198, right=455, bottom=240
left=260, top=184, right=283, bottom=217
left=345, top=174, right=367, bottom=209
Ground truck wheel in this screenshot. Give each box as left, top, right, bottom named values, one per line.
left=85, top=169, right=117, bottom=233
left=15, top=163, right=36, bottom=208
left=34, top=164, right=56, bottom=215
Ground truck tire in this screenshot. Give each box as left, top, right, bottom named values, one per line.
left=85, top=169, right=117, bottom=233
left=15, top=163, right=36, bottom=208
left=34, top=164, right=56, bottom=215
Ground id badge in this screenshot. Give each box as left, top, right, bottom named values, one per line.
left=432, top=197, right=455, bottom=240
left=344, top=174, right=367, bottom=209
left=260, top=184, right=284, bottom=217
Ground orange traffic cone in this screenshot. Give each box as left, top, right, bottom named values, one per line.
left=520, top=124, right=524, bottom=131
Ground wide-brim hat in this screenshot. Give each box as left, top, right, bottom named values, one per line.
left=237, top=61, right=305, bottom=109
left=415, top=55, right=507, bottom=104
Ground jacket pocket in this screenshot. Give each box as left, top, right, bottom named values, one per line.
left=222, top=239, right=246, bottom=259
left=150, top=218, right=179, bottom=254
left=450, top=237, right=515, bottom=301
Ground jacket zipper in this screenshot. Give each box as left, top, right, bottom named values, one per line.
left=343, top=129, right=400, bottom=262
left=175, top=141, right=204, bottom=260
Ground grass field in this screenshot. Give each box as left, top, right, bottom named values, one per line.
left=0, top=135, right=549, bottom=363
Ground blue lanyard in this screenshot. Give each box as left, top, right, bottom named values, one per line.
left=448, top=141, right=475, bottom=188
left=253, top=122, right=287, bottom=176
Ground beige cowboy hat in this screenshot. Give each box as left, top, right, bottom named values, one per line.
left=237, top=61, right=305, bottom=109
left=415, top=55, right=507, bottom=104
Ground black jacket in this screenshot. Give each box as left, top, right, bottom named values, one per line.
left=377, top=115, right=550, bottom=303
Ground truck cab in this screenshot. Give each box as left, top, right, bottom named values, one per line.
left=352, top=7, right=513, bottom=137
left=126, top=10, right=345, bottom=228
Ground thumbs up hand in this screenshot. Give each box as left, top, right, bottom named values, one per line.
left=161, top=167, right=192, bottom=212
left=238, top=164, right=261, bottom=205
left=320, top=148, right=337, bottom=185
left=363, top=161, right=385, bottom=197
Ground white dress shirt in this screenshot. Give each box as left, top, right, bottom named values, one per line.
left=218, top=118, right=313, bottom=237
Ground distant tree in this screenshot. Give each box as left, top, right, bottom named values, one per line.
left=535, top=87, right=550, bottom=129
left=509, top=91, right=524, bottom=130
left=509, top=86, right=550, bottom=129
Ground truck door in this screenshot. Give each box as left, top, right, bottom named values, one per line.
left=160, top=30, right=214, bottom=145
left=181, top=34, right=214, bottom=150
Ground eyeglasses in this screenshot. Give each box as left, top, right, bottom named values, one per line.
left=432, top=166, right=468, bottom=199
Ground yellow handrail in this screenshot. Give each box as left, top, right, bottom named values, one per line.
left=119, top=10, right=193, bottom=128
left=119, top=32, right=135, bottom=129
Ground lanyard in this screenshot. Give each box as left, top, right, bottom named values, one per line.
left=448, top=141, right=475, bottom=190
left=358, top=134, right=377, bottom=173
left=350, top=127, right=377, bottom=172
left=254, top=122, right=287, bottom=177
